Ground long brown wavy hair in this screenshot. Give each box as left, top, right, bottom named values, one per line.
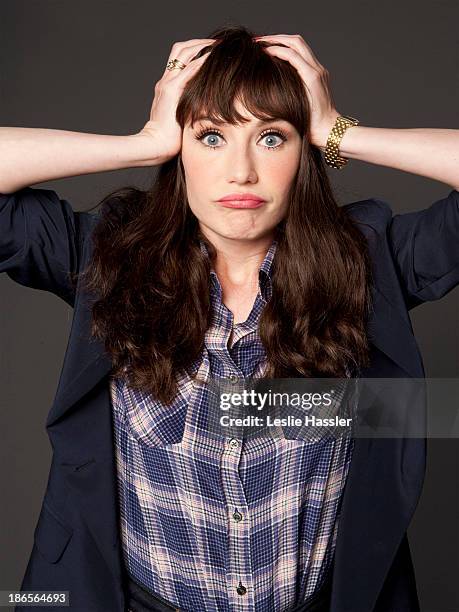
left=78, top=24, right=373, bottom=405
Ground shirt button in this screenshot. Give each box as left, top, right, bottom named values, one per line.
left=236, top=582, right=247, bottom=596
left=228, top=438, right=240, bottom=449
left=233, top=511, right=243, bottom=522
left=229, top=374, right=239, bottom=384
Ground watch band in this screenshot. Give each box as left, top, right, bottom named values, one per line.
left=323, top=115, right=359, bottom=170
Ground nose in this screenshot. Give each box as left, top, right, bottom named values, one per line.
left=227, top=146, right=258, bottom=184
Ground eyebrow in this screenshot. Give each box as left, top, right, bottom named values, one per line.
left=193, top=115, right=283, bottom=127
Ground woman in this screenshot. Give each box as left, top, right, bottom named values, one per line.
left=2, top=24, right=458, bottom=612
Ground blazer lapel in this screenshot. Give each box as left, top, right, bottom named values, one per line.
left=367, top=285, right=424, bottom=378
left=45, top=288, right=112, bottom=428
left=55, top=378, right=125, bottom=609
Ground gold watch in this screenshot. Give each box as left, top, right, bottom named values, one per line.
left=323, top=115, right=359, bottom=170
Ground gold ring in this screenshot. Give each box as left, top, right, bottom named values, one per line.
left=166, top=58, right=187, bottom=71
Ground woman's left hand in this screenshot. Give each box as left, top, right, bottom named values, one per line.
left=254, top=33, right=340, bottom=148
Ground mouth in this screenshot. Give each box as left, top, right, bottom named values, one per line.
left=217, top=199, right=266, bottom=209
left=216, top=193, right=267, bottom=209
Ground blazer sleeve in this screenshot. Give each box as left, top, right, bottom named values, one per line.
left=0, top=186, right=97, bottom=307
left=383, top=188, right=459, bottom=310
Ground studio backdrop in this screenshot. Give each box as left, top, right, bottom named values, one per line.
left=1, top=1, right=458, bottom=612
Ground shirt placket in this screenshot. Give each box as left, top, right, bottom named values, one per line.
left=207, top=303, right=255, bottom=608
left=223, top=332, right=254, bottom=607
left=220, top=433, right=253, bottom=610
left=199, top=240, right=279, bottom=610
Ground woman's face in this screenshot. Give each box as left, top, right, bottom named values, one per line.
left=181, top=100, right=302, bottom=244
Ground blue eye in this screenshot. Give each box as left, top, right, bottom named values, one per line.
left=194, top=128, right=288, bottom=150
left=259, top=132, right=286, bottom=149
left=198, top=130, right=223, bottom=148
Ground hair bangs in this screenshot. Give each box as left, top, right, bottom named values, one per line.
left=177, top=33, right=308, bottom=135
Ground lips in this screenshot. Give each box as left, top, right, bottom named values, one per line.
left=217, top=193, right=266, bottom=209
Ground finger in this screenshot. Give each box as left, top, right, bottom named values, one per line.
left=163, top=41, right=215, bottom=77
left=170, top=38, right=216, bottom=51
left=168, top=38, right=215, bottom=60
left=259, top=34, right=322, bottom=69
left=183, top=50, right=212, bottom=69
left=258, top=45, right=318, bottom=101
left=172, top=51, right=212, bottom=81
left=167, top=40, right=215, bottom=62
left=256, top=34, right=323, bottom=71
left=260, top=44, right=318, bottom=79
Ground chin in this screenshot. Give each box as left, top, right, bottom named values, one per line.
left=225, top=232, right=269, bottom=243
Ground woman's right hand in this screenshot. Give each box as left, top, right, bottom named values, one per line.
left=135, top=39, right=215, bottom=164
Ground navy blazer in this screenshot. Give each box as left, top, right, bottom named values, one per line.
left=2, top=186, right=459, bottom=612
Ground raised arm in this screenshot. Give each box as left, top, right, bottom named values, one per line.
left=0, top=127, right=162, bottom=194
left=316, top=124, right=459, bottom=191
left=0, top=39, right=214, bottom=194
left=254, top=33, right=459, bottom=190
left=0, top=40, right=215, bottom=304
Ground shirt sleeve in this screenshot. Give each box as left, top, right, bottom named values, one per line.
left=0, top=186, right=98, bottom=306
left=384, top=189, right=459, bottom=310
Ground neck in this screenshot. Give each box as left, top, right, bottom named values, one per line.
left=200, top=229, right=275, bottom=287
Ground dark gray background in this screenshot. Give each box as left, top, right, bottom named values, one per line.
left=1, top=1, right=458, bottom=611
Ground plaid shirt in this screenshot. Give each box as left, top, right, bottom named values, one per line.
left=109, top=238, right=355, bottom=612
